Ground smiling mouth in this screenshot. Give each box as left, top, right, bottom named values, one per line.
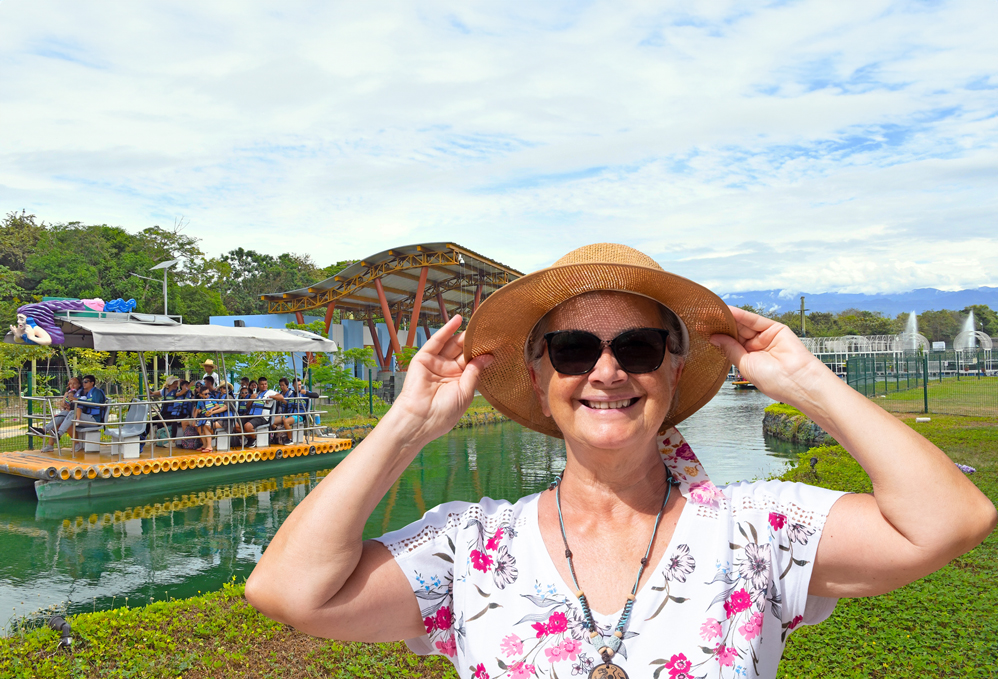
left=580, top=397, right=640, bottom=410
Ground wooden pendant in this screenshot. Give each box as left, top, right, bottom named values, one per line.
left=588, top=662, right=628, bottom=679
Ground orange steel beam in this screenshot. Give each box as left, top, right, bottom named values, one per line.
left=436, top=291, right=450, bottom=323
left=323, top=303, right=336, bottom=335
left=265, top=248, right=522, bottom=314
left=384, top=306, right=405, bottom=368
left=294, top=311, right=305, bottom=324
left=367, top=316, right=385, bottom=370
left=473, top=283, right=482, bottom=314
left=406, top=267, right=428, bottom=348
left=374, top=278, right=403, bottom=355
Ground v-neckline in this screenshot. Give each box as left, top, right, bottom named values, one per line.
left=527, top=487, right=693, bottom=621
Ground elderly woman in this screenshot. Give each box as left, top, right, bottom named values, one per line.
left=246, top=244, right=995, bottom=679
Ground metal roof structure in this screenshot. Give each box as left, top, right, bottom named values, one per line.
left=261, top=242, right=523, bottom=371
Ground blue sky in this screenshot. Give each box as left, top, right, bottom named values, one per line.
left=1, top=1, right=996, bottom=294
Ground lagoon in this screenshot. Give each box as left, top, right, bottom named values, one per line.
left=0, top=387, right=800, bottom=632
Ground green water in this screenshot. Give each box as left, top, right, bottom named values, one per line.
left=0, top=391, right=805, bottom=631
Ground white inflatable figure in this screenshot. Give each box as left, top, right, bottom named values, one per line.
left=10, top=313, right=53, bottom=346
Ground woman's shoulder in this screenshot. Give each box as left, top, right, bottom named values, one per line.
left=376, top=493, right=539, bottom=557
left=712, top=479, right=846, bottom=530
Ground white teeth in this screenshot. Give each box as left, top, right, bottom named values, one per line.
left=584, top=398, right=635, bottom=410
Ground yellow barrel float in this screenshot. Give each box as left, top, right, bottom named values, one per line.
left=170, top=459, right=181, bottom=471
left=120, top=465, right=132, bottom=477
left=58, top=467, right=70, bottom=480
left=72, top=467, right=84, bottom=481
left=111, top=465, right=122, bottom=478
left=86, top=467, right=98, bottom=480
left=251, top=451, right=261, bottom=462
left=236, top=452, right=246, bottom=464
left=179, top=458, right=190, bottom=470
left=140, top=462, right=153, bottom=475
left=151, top=461, right=162, bottom=473
left=99, top=466, right=112, bottom=479
left=195, top=457, right=206, bottom=468
left=204, top=455, right=214, bottom=468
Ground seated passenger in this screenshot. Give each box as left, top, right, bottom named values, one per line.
left=69, top=375, right=107, bottom=453
left=193, top=384, right=227, bottom=453
left=39, top=376, right=83, bottom=452
left=273, top=377, right=300, bottom=444
left=241, top=377, right=285, bottom=447
left=231, top=385, right=252, bottom=447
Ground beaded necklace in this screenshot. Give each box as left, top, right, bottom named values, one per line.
left=552, top=468, right=675, bottom=679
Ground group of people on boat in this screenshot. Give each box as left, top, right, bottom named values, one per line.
left=154, top=371, right=320, bottom=453
left=33, top=359, right=320, bottom=454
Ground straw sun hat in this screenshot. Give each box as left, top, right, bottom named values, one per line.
left=464, top=243, right=737, bottom=438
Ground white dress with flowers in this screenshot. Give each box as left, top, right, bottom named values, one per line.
left=375, top=428, right=845, bottom=679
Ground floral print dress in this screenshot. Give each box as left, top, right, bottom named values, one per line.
left=376, top=428, right=845, bottom=679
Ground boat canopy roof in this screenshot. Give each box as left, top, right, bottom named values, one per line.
left=3, top=312, right=338, bottom=353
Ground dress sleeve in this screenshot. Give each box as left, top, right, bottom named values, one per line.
left=373, top=500, right=471, bottom=658
left=727, top=480, right=846, bottom=637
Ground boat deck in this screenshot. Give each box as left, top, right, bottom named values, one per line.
left=0, top=436, right=352, bottom=483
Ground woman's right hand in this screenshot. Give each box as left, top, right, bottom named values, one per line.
left=390, top=315, right=493, bottom=446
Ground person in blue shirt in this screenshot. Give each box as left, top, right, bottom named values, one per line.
left=273, top=377, right=301, bottom=445
left=193, top=384, right=227, bottom=453
left=69, top=375, right=107, bottom=453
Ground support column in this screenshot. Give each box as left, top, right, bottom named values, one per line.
left=407, top=267, right=429, bottom=348
left=323, top=303, right=336, bottom=335
left=473, top=283, right=483, bottom=315
left=374, top=278, right=403, bottom=355
left=294, top=311, right=305, bottom=324
left=367, top=316, right=385, bottom=371
left=383, top=307, right=405, bottom=369
left=436, top=291, right=450, bottom=324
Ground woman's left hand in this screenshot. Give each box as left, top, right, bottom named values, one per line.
left=709, top=305, right=826, bottom=407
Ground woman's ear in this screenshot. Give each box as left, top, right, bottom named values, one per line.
left=528, top=364, right=552, bottom=418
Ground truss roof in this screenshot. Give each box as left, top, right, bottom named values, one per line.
left=262, top=242, right=523, bottom=319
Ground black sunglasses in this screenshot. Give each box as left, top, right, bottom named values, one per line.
left=544, top=328, right=670, bottom=375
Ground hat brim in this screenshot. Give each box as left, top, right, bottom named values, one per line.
left=464, top=262, right=736, bottom=438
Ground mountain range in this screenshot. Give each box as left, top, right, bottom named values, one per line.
left=719, top=287, right=998, bottom=316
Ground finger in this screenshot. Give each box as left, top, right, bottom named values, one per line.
left=710, top=334, right=747, bottom=369
left=419, top=315, right=464, bottom=355
left=438, top=330, right=467, bottom=361
left=728, top=305, right=776, bottom=333
left=459, top=354, right=494, bottom=396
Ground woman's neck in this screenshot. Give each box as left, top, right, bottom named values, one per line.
left=558, top=435, right=668, bottom=518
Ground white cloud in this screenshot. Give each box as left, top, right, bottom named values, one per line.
left=0, top=0, right=996, bottom=293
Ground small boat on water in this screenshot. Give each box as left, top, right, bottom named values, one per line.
left=1, top=310, right=352, bottom=501
left=732, top=380, right=757, bottom=390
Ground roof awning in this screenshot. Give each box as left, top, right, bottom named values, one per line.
left=4, top=319, right=338, bottom=353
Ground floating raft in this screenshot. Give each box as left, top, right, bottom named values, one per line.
left=0, top=437, right=352, bottom=501
left=732, top=380, right=757, bottom=390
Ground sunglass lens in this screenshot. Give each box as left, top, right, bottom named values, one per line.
left=612, top=329, right=668, bottom=373
left=548, top=331, right=603, bottom=375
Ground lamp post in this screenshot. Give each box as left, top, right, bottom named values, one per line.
left=131, top=259, right=179, bottom=378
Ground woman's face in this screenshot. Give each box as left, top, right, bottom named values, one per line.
left=68, top=378, right=80, bottom=390
left=529, top=292, right=682, bottom=453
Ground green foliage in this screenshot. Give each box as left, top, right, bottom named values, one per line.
left=396, top=345, right=419, bottom=370
left=0, top=580, right=458, bottom=678
left=962, top=304, right=998, bottom=336
left=218, top=249, right=321, bottom=315
left=0, top=211, right=45, bottom=273
left=777, top=415, right=998, bottom=677
left=311, top=347, right=385, bottom=413
left=763, top=402, right=804, bottom=418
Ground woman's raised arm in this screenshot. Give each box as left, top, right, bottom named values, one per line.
left=245, top=316, right=492, bottom=639
left=712, top=306, right=996, bottom=598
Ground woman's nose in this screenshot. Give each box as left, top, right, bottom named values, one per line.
left=588, top=346, right=627, bottom=385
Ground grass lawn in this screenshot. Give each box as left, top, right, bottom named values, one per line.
left=777, top=413, right=998, bottom=678
left=873, top=375, right=998, bottom=418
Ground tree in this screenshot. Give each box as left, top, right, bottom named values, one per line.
left=961, top=305, right=998, bottom=338
left=0, top=211, right=46, bottom=274
left=917, top=310, right=962, bottom=345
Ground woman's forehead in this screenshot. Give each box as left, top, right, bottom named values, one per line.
left=547, top=291, right=663, bottom=334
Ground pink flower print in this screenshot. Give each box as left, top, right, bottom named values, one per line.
left=788, top=614, right=804, bottom=630
left=500, top=633, right=523, bottom=657
left=738, top=611, right=765, bottom=641
left=723, top=589, right=752, bottom=618
left=435, top=636, right=457, bottom=657
left=485, top=527, right=504, bottom=551
left=423, top=615, right=436, bottom=634
left=665, top=653, right=693, bottom=676
left=546, top=611, right=568, bottom=635
left=699, top=618, right=722, bottom=640
left=544, top=644, right=565, bottom=662
left=435, top=606, right=452, bottom=631
left=531, top=621, right=549, bottom=638
left=509, top=661, right=536, bottom=679
left=470, top=549, right=494, bottom=573
left=474, top=663, right=490, bottom=679
left=768, top=512, right=787, bottom=531
left=714, top=644, right=737, bottom=667
left=688, top=480, right=722, bottom=509
left=561, top=638, right=581, bottom=661
left=675, top=442, right=696, bottom=461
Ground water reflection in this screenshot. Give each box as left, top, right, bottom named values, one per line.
left=0, top=397, right=807, bottom=631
